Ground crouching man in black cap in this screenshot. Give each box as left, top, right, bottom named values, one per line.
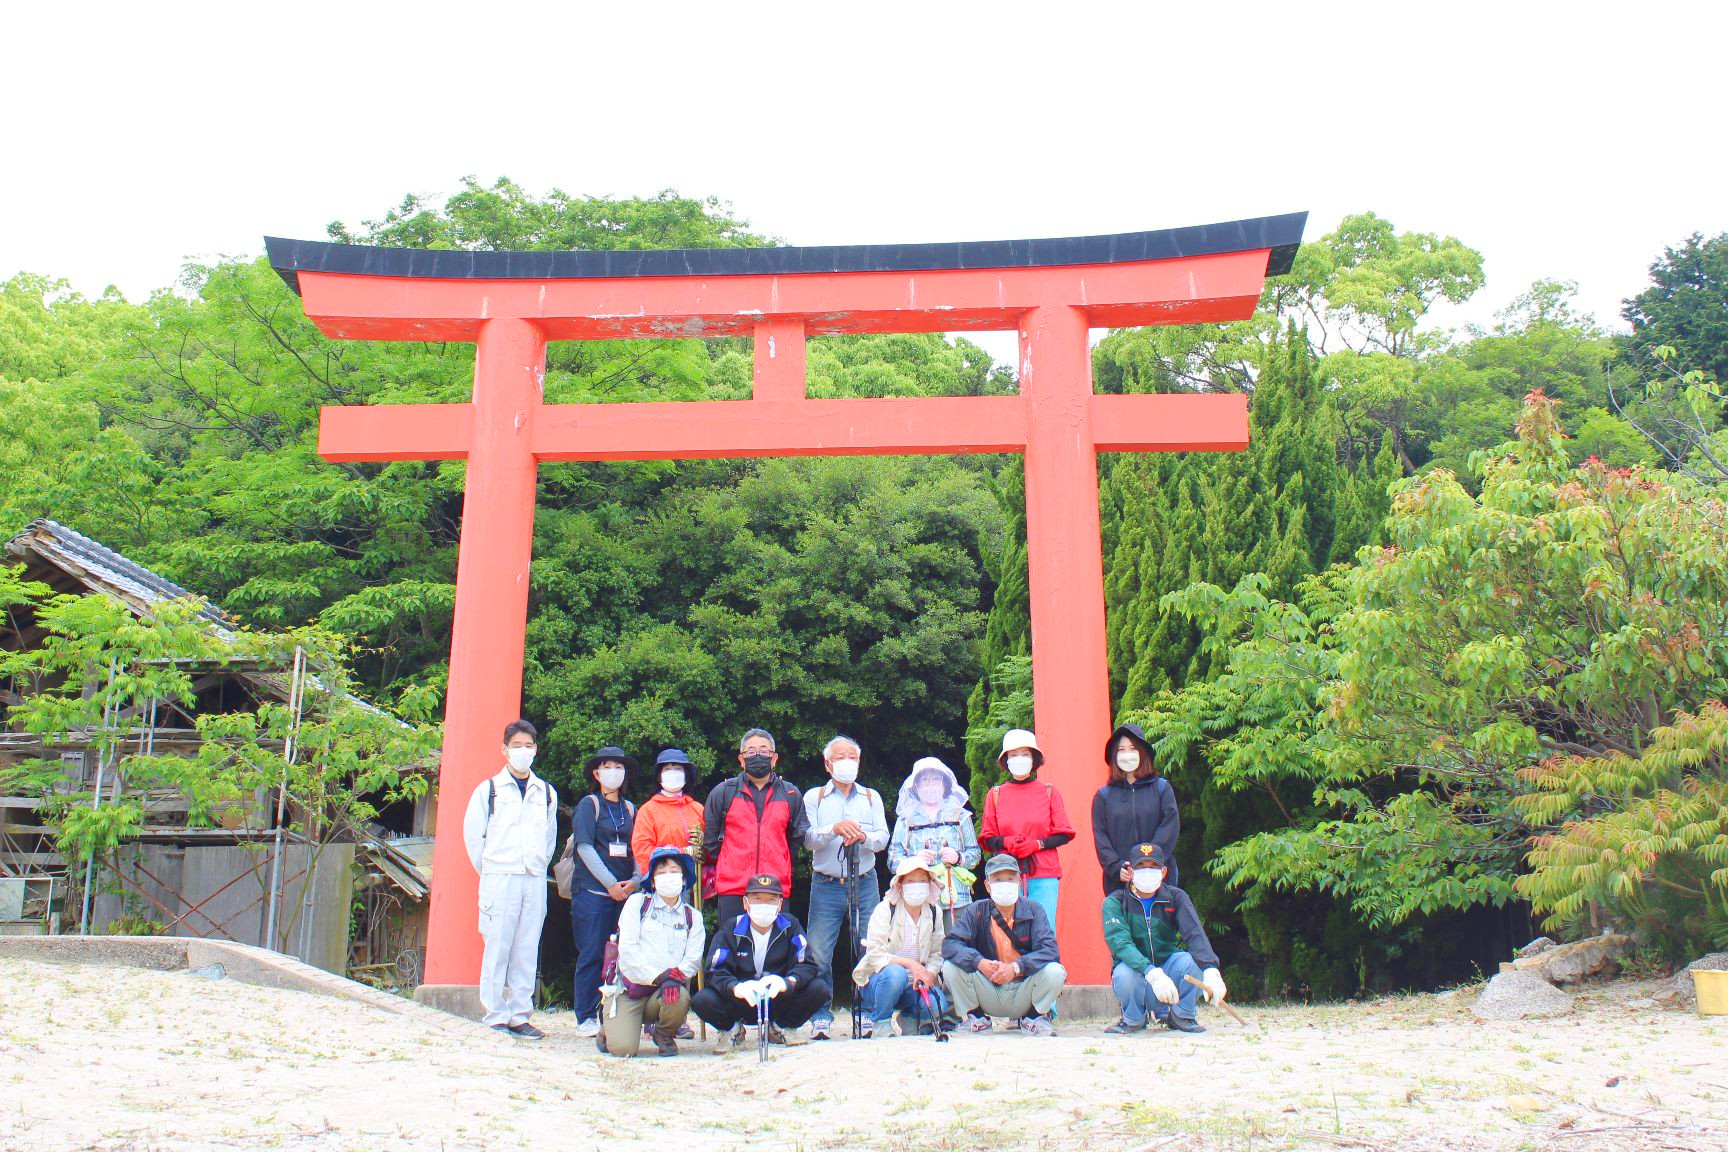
left=690, top=873, right=830, bottom=1053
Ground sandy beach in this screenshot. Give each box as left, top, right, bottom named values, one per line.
left=2, top=956, right=1723, bottom=1152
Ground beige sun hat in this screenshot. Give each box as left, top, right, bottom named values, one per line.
left=996, top=728, right=1044, bottom=768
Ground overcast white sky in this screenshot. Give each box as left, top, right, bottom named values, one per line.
left=7, top=1, right=1724, bottom=366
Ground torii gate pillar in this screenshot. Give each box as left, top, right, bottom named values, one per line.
left=267, top=213, right=1306, bottom=995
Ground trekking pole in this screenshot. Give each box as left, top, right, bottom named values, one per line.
left=757, top=994, right=770, bottom=1062
left=845, top=843, right=862, bottom=1040
left=918, top=983, right=949, bottom=1043
left=693, top=856, right=708, bottom=1041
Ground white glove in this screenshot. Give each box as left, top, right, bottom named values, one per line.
left=732, top=979, right=762, bottom=1007
left=1146, top=966, right=1179, bottom=1005
left=759, top=974, right=788, bottom=1000
left=1202, top=967, right=1227, bottom=1004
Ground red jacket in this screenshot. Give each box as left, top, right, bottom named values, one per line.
left=979, top=778, right=1075, bottom=879
left=703, top=774, right=809, bottom=898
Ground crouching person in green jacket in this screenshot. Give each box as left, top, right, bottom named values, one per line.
left=1103, top=842, right=1227, bottom=1034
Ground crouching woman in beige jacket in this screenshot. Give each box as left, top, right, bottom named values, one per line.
left=851, top=857, right=948, bottom=1037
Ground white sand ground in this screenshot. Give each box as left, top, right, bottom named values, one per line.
left=2, top=956, right=1724, bottom=1152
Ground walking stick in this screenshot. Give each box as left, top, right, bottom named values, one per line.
left=845, top=843, right=862, bottom=1039
left=757, top=994, right=770, bottom=1063
left=692, top=852, right=708, bottom=1041
left=916, top=981, right=949, bottom=1043
left=1183, top=974, right=1248, bottom=1026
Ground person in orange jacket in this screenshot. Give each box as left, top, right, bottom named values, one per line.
left=632, top=748, right=706, bottom=874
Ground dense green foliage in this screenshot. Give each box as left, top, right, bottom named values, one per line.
left=5, top=185, right=1725, bottom=993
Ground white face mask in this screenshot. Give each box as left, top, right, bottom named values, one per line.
left=660, top=769, right=686, bottom=793
left=1132, top=868, right=1163, bottom=895
left=1006, top=754, right=1034, bottom=779
left=1116, top=750, right=1141, bottom=772
left=597, top=767, right=626, bottom=791
left=506, top=746, right=535, bottom=774
left=830, top=759, right=859, bottom=785
left=988, top=881, right=1021, bottom=907
left=747, top=903, right=780, bottom=929
left=654, top=872, right=684, bottom=899
left=901, top=882, right=931, bottom=907
left=917, top=784, right=945, bottom=806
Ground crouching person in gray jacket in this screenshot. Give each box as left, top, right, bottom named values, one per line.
left=600, top=848, right=705, bottom=1058
left=940, top=854, right=1067, bottom=1036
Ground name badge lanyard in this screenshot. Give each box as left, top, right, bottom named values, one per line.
left=605, top=797, right=629, bottom=858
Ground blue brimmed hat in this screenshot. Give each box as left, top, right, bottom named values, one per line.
left=646, top=847, right=697, bottom=891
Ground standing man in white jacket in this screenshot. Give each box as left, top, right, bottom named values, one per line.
left=462, top=719, right=558, bottom=1038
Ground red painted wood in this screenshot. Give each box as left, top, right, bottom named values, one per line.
left=299, top=243, right=1278, bottom=991
left=294, top=250, right=1272, bottom=342
left=421, top=318, right=545, bottom=987
left=1018, top=305, right=1114, bottom=982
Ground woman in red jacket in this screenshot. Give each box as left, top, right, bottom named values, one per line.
left=978, top=728, right=1075, bottom=927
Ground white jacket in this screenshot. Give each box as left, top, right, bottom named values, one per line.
left=616, top=892, right=706, bottom=986
left=463, top=768, right=558, bottom=877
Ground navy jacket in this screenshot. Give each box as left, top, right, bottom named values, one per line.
left=705, top=911, right=821, bottom=996
left=941, top=896, right=1060, bottom=977
left=1092, top=775, right=1180, bottom=890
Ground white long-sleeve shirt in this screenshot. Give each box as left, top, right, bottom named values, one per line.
left=462, top=768, right=558, bottom=877
left=616, top=892, right=706, bottom=986
left=802, top=781, right=889, bottom=879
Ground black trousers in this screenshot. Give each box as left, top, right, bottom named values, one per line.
left=692, top=977, right=831, bottom=1031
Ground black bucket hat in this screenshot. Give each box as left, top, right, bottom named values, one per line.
left=584, top=745, right=640, bottom=774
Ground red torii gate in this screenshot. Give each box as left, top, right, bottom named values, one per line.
left=266, top=212, right=1305, bottom=992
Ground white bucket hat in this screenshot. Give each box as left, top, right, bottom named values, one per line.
left=997, top=728, right=1044, bottom=769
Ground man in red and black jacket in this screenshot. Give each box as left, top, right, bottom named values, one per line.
left=703, top=727, right=810, bottom=924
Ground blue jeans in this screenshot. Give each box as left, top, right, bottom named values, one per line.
left=805, top=872, right=879, bottom=1027
left=863, top=963, right=949, bottom=1028
left=1025, top=877, right=1059, bottom=927
left=571, top=887, right=623, bottom=1022
left=1112, top=952, right=1202, bottom=1025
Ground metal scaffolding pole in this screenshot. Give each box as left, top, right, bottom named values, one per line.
left=77, top=659, right=119, bottom=936
left=263, top=646, right=307, bottom=953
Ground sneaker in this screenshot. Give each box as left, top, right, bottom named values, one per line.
left=713, top=1023, right=746, bottom=1055
left=1165, top=1014, right=1206, bottom=1034
left=966, top=1013, right=993, bottom=1034
left=1019, top=1014, right=1056, bottom=1037
left=858, top=1018, right=875, bottom=1039
left=652, top=1028, right=679, bottom=1057
left=508, top=1022, right=545, bottom=1040
left=574, top=1017, right=600, bottom=1038
left=675, top=1023, right=695, bottom=1040
left=1104, top=1018, right=1147, bottom=1035
left=490, top=1023, right=514, bottom=1036
left=810, top=1021, right=832, bottom=1041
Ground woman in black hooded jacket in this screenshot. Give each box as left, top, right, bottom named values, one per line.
left=1091, top=723, right=1180, bottom=893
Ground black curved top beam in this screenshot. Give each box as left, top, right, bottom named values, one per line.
left=265, top=212, right=1306, bottom=296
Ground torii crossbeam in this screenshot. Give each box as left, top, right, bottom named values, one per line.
left=267, top=212, right=1306, bottom=992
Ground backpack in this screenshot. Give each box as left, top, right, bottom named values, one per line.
left=554, top=793, right=636, bottom=900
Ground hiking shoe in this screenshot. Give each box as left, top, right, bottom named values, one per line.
left=767, top=1023, right=809, bottom=1047
left=1020, top=1014, right=1056, bottom=1037
left=675, top=1023, right=694, bottom=1040
left=1104, top=1018, right=1147, bottom=1035
left=966, top=1013, right=993, bottom=1033
left=574, top=1017, right=600, bottom=1038
left=490, top=1023, right=513, bottom=1036
left=595, top=1032, right=609, bottom=1055
left=1165, top=1014, right=1206, bottom=1034
left=508, top=1022, right=545, bottom=1040
left=713, top=1024, right=746, bottom=1055
left=652, top=1028, right=679, bottom=1057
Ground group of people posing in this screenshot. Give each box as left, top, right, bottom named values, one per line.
left=461, top=718, right=1230, bottom=1056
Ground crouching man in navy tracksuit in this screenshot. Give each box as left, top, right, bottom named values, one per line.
left=690, top=873, right=830, bottom=1053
